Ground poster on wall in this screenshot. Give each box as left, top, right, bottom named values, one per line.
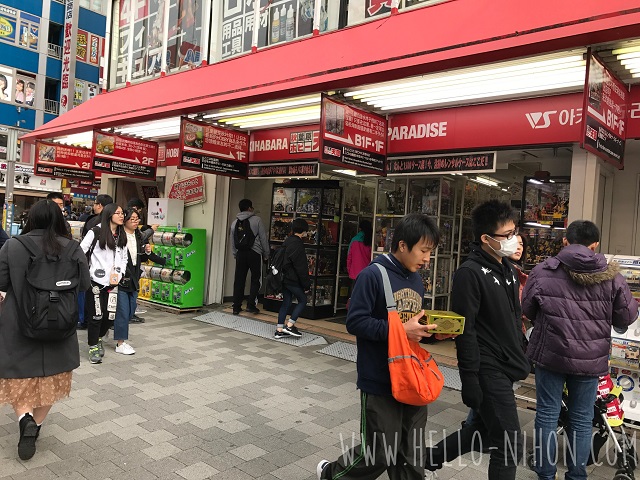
left=76, top=29, right=88, bottom=61
left=0, top=4, right=39, bottom=49
left=320, top=95, right=387, bottom=174
left=89, top=34, right=100, bottom=65
left=168, top=173, right=206, bottom=206
left=0, top=65, right=14, bottom=103
left=582, top=51, right=629, bottom=169
left=74, top=80, right=84, bottom=107
left=35, top=141, right=94, bottom=180
left=13, top=72, right=35, bottom=107
left=91, top=131, right=158, bottom=179
left=179, top=118, right=249, bottom=178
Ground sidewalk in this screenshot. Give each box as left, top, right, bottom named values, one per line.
left=0, top=306, right=625, bottom=480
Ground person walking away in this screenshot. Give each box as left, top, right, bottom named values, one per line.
left=81, top=194, right=113, bottom=237
left=230, top=199, right=269, bottom=315
left=0, top=225, right=8, bottom=249
left=347, top=219, right=372, bottom=279
left=80, top=203, right=128, bottom=364
left=0, top=200, right=90, bottom=460
left=46, top=192, right=72, bottom=238
left=522, top=220, right=638, bottom=480
left=275, top=218, right=311, bottom=339
left=318, top=213, right=451, bottom=480
left=424, top=200, right=530, bottom=480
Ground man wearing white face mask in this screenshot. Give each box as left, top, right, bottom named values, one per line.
left=425, top=200, right=530, bottom=480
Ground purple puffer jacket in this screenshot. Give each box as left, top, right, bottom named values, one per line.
left=522, top=244, right=639, bottom=377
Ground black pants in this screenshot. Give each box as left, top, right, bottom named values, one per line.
left=322, top=392, right=429, bottom=480
left=86, top=284, right=114, bottom=346
left=425, top=369, right=522, bottom=480
left=232, top=250, right=262, bottom=310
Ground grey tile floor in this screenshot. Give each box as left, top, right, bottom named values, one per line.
left=0, top=307, right=632, bottom=480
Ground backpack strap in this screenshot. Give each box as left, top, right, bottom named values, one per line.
left=373, top=261, right=397, bottom=312
left=86, top=226, right=100, bottom=263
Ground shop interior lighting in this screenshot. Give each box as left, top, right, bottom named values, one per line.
left=53, top=131, right=94, bottom=147
left=332, top=169, right=358, bottom=176
left=613, top=45, right=640, bottom=78
left=528, top=178, right=544, bottom=184
left=204, top=94, right=322, bottom=119
left=469, top=176, right=499, bottom=187
left=115, top=117, right=181, bottom=137
left=343, top=52, right=587, bottom=111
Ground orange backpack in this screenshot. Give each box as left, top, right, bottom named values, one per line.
left=374, top=263, right=445, bottom=406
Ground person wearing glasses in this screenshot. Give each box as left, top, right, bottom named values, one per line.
left=80, top=204, right=128, bottom=364
left=425, top=200, right=530, bottom=480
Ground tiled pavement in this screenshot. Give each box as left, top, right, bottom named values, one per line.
left=0, top=307, right=630, bottom=480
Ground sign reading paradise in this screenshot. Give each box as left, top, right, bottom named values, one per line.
left=91, top=131, right=158, bottom=179
left=320, top=95, right=387, bottom=175
left=35, top=140, right=94, bottom=180
left=179, top=118, right=249, bottom=178
left=582, top=51, right=629, bottom=169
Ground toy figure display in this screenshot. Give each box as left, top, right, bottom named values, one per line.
left=408, top=178, right=440, bottom=216
left=317, top=250, right=337, bottom=276
left=296, top=188, right=321, bottom=215
left=322, top=189, right=340, bottom=216
left=377, top=178, right=406, bottom=215
left=303, top=219, right=318, bottom=244
left=272, top=187, right=295, bottom=212
left=306, top=250, right=317, bottom=276
left=270, top=216, right=293, bottom=242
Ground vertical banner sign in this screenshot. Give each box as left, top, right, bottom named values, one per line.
left=320, top=95, right=387, bottom=174
left=35, top=141, right=94, bottom=180
left=91, top=131, right=158, bottom=179
left=582, top=51, right=629, bottom=169
left=59, top=0, right=77, bottom=114
left=179, top=118, right=249, bottom=178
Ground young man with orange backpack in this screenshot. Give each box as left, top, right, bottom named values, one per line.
left=317, top=214, right=449, bottom=480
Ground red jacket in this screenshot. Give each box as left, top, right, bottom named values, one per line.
left=347, top=241, right=372, bottom=280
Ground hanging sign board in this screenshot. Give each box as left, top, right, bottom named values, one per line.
left=91, top=131, right=158, bottom=179
left=249, top=125, right=320, bottom=163
left=581, top=51, right=628, bottom=169
left=387, top=151, right=497, bottom=176
left=35, top=141, right=94, bottom=180
left=248, top=162, right=320, bottom=178
left=179, top=118, right=248, bottom=178
left=320, top=95, right=386, bottom=175
left=168, top=173, right=206, bottom=206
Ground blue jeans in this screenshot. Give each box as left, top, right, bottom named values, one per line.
left=78, top=290, right=85, bottom=324
left=277, top=283, right=307, bottom=327
left=534, top=366, right=598, bottom=480
left=115, top=289, right=136, bottom=341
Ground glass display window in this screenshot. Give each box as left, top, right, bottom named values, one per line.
left=272, top=186, right=295, bottom=213
left=377, top=178, right=406, bottom=215
left=407, top=178, right=440, bottom=215
left=296, top=188, right=321, bottom=215
left=270, top=215, right=293, bottom=242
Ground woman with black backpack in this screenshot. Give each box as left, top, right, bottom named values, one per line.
left=0, top=200, right=90, bottom=461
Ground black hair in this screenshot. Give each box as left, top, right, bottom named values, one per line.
left=472, top=200, right=519, bottom=241
left=127, top=197, right=145, bottom=210
left=95, top=194, right=113, bottom=207
left=512, top=233, right=528, bottom=266
left=0, top=73, right=7, bottom=94
left=21, top=200, right=68, bottom=255
left=239, top=199, right=252, bottom=212
left=390, top=214, right=440, bottom=253
left=26, top=82, right=34, bottom=89
left=98, top=203, right=127, bottom=250
left=123, top=208, right=140, bottom=223
left=291, top=218, right=309, bottom=234
left=359, top=219, right=373, bottom=246
left=46, top=192, right=64, bottom=201
left=565, top=220, right=600, bottom=247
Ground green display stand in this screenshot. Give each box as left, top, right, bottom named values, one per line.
left=145, top=227, right=205, bottom=309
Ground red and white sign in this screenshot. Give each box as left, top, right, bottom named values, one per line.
left=168, top=173, right=206, bottom=206
left=629, top=86, right=640, bottom=140
left=320, top=95, right=387, bottom=174
left=92, top=131, right=158, bottom=179
left=179, top=118, right=248, bottom=178
left=582, top=52, right=628, bottom=169
left=59, top=0, right=76, bottom=115
left=35, top=141, right=94, bottom=180
left=158, top=140, right=181, bottom=167
left=76, top=29, right=88, bottom=62
left=249, top=125, right=320, bottom=163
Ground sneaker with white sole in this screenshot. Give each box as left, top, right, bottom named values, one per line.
left=115, top=343, right=136, bottom=355
left=89, top=345, right=102, bottom=364
left=284, top=325, right=302, bottom=337
left=317, top=460, right=329, bottom=480
left=274, top=329, right=291, bottom=339
left=135, top=308, right=147, bottom=315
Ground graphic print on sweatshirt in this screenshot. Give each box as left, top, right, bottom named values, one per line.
left=394, top=287, right=423, bottom=323
left=479, top=266, right=516, bottom=288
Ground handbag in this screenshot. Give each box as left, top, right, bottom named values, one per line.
left=374, top=263, right=444, bottom=406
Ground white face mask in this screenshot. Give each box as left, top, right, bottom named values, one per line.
left=487, top=234, right=519, bottom=258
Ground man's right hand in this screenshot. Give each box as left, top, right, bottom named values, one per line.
left=403, top=310, right=437, bottom=342
left=460, top=372, right=483, bottom=409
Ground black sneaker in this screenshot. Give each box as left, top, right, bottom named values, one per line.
left=246, top=306, right=260, bottom=314
left=232, top=308, right=242, bottom=315
left=18, top=414, right=38, bottom=460
left=77, top=323, right=88, bottom=330
left=130, top=315, right=145, bottom=323
left=284, top=325, right=302, bottom=337
left=274, top=329, right=291, bottom=339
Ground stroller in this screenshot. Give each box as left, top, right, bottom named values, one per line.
left=526, top=374, right=637, bottom=480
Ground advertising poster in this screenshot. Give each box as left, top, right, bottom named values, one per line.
left=0, top=5, right=39, bottom=49
left=168, top=173, right=206, bottom=206
left=0, top=64, right=14, bottom=103
left=0, top=5, right=17, bottom=44
left=0, top=133, right=7, bottom=161
left=89, top=34, right=100, bottom=64
left=13, top=72, right=35, bottom=106
left=179, top=118, right=249, bottom=178
left=74, top=80, right=84, bottom=107
left=35, top=141, right=94, bottom=180
left=320, top=95, right=387, bottom=174
left=387, top=152, right=497, bottom=175
left=76, top=29, right=88, bottom=61
left=91, top=131, right=158, bottom=180
left=18, top=18, right=38, bottom=49
left=221, top=0, right=268, bottom=59
left=582, top=51, right=629, bottom=168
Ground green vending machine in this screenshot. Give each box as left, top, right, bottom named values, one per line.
left=146, top=227, right=206, bottom=309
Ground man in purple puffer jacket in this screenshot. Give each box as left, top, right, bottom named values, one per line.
left=522, top=220, right=638, bottom=480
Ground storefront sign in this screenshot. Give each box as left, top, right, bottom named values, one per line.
left=179, top=118, right=248, bottom=178
left=59, top=0, right=76, bottom=114
left=0, top=163, right=62, bottom=192
left=387, top=152, right=496, bottom=175
left=629, top=86, right=640, bottom=140
left=582, top=52, right=628, bottom=169
left=35, top=141, right=94, bottom=180
left=158, top=140, right=181, bottom=167
left=249, top=126, right=320, bottom=163
left=248, top=161, right=320, bottom=178
left=91, top=131, right=158, bottom=179
left=168, top=173, right=206, bottom=206
left=76, top=29, right=88, bottom=61
left=320, top=95, right=387, bottom=174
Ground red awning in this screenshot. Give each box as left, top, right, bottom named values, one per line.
left=22, top=0, right=640, bottom=142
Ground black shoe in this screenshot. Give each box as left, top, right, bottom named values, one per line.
left=232, top=308, right=242, bottom=315
left=284, top=325, right=302, bottom=337
left=130, top=315, right=145, bottom=323
left=35, top=425, right=41, bottom=441
left=246, top=306, right=260, bottom=314
left=274, top=329, right=291, bottom=339
left=77, top=323, right=88, bottom=330
left=18, top=414, right=38, bottom=460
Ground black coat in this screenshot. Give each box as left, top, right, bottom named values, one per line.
left=81, top=214, right=101, bottom=237
left=120, top=229, right=165, bottom=292
left=282, top=235, right=311, bottom=291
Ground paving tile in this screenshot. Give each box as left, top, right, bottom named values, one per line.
left=176, top=461, right=219, bottom=480
left=142, top=440, right=182, bottom=460
left=229, top=444, right=268, bottom=461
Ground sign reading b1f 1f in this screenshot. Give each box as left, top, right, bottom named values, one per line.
left=320, top=95, right=387, bottom=175
left=91, top=131, right=158, bottom=179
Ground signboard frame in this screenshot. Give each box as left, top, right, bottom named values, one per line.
left=35, top=140, right=94, bottom=180
left=386, top=151, right=497, bottom=176
left=91, top=131, right=158, bottom=180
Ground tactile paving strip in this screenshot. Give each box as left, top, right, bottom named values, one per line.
left=193, top=311, right=328, bottom=346
left=318, top=342, right=462, bottom=391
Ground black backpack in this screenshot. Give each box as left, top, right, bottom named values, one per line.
left=15, top=236, right=81, bottom=342
left=266, top=246, right=287, bottom=294
left=234, top=218, right=256, bottom=251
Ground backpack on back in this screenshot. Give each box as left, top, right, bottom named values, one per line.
left=266, top=246, right=287, bottom=294
left=15, top=236, right=81, bottom=342
left=234, top=218, right=256, bottom=252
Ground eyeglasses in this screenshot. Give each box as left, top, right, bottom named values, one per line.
left=114, top=211, right=124, bottom=216
left=489, top=229, right=519, bottom=240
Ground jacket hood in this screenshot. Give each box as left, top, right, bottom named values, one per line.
left=236, top=211, right=255, bottom=221
left=372, top=253, right=411, bottom=278
left=468, top=242, right=509, bottom=272
left=547, top=244, right=617, bottom=286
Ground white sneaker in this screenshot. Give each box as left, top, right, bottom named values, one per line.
left=115, top=343, right=136, bottom=355
left=425, top=470, right=439, bottom=480
left=135, top=308, right=147, bottom=315
left=317, top=460, right=329, bottom=480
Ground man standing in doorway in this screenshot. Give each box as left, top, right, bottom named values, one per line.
left=230, top=199, right=269, bottom=315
